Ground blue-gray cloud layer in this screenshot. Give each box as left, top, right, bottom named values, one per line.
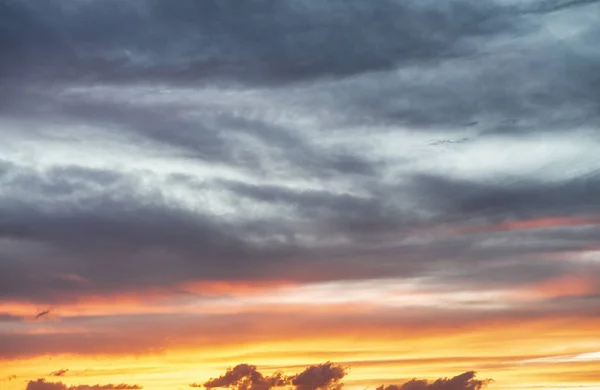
left=0, top=0, right=599, bottom=306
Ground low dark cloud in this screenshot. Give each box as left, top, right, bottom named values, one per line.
left=26, top=379, right=141, bottom=390
left=198, top=362, right=347, bottom=390
left=201, top=364, right=287, bottom=390
left=377, top=371, right=490, bottom=390
left=291, top=362, right=348, bottom=390
left=196, top=364, right=490, bottom=390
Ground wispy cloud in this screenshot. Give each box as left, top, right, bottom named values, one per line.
left=48, top=370, right=69, bottom=378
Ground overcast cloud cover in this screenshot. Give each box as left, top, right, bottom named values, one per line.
left=1, top=0, right=600, bottom=381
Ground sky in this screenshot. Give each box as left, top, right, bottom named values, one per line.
left=1, top=0, right=599, bottom=389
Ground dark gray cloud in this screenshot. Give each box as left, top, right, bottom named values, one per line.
left=0, top=0, right=517, bottom=86
left=0, top=156, right=599, bottom=303
left=410, top=172, right=600, bottom=220
left=0, top=164, right=293, bottom=301
left=1, top=0, right=598, bottom=131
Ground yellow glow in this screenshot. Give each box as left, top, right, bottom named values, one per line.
left=2, top=314, right=600, bottom=390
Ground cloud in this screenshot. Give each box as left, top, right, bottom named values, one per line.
left=201, top=364, right=287, bottom=390
left=198, top=362, right=347, bottom=390
left=291, top=362, right=348, bottom=390
left=197, top=365, right=490, bottom=390
left=66, top=386, right=141, bottom=390
left=409, top=172, right=600, bottom=220
left=49, top=370, right=69, bottom=377
left=0, top=163, right=289, bottom=302
left=0, top=0, right=516, bottom=86
left=2, top=146, right=595, bottom=303
left=376, top=371, right=491, bottom=390
left=26, top=380, right=142, bottom=390
left=35, top=310, right=51, bottom=320
left=523, top=0, right=600, bottom=14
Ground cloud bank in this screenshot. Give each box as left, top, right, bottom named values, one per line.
left=197, top=363, right=487, bottom=390
left=0, top=0, right=599, bottom=306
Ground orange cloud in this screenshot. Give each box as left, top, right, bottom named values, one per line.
left=520, top=274, right=598, bottom=299
left=0, top=280, right=303, bottom=319
left=180, top=281, right=298, bottom=297
left=491, top=216, right=600, bottom=231
left=4, top=308, right=600, bottom=371
left=455, top=216, right=600, bottom=234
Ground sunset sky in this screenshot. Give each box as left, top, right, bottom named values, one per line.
left=1, top=1, right=600, bottom=390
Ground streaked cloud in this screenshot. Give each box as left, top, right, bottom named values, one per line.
left=48, top=370, right=69, bottom=378
left=1, top=0, right=599, bottom=389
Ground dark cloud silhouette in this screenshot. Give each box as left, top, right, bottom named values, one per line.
left=49, top=370, right=69, bottom=378
left=66, top=386, right=141, bottom=390
left=197, top=364, right=490, bottom=390
left=199, top=362, right=347, bottom=390
left=201, top=364, right=287, bottom=390
left=291, top=362, right=348, bottom=390
left=376, top=371, right=491, bottom=390
left=26, top=379, right=142, bottom=390
left=34, top=310, right=51, bottom=320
